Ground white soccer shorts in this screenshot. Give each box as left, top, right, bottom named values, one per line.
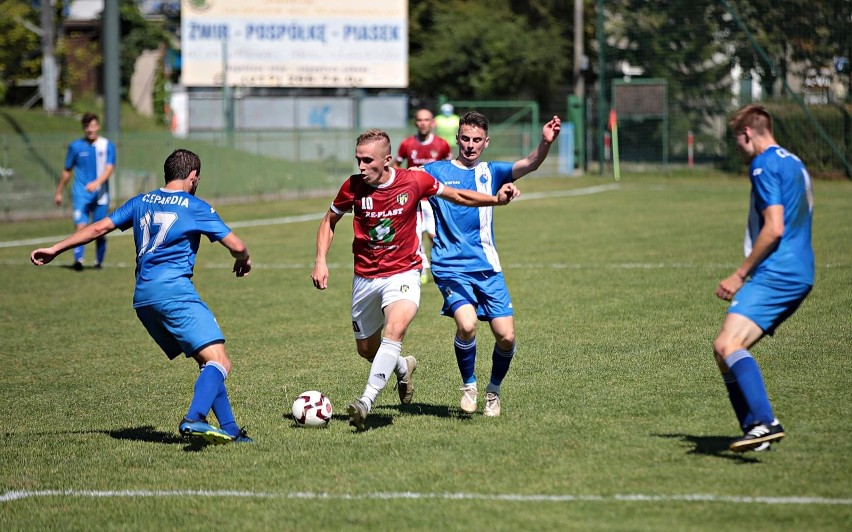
left=350, top=270, right=421, bottom=340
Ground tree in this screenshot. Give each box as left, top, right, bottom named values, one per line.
left=115, top=0, right=168, bottom=100
left=0, top=0, right=48, bottom=103
left=722, top=0, right=848, bottom=97
left=409, top=0, right=569, bottom=105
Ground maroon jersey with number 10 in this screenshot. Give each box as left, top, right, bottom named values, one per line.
left=331, top=168, right=444, bottom=278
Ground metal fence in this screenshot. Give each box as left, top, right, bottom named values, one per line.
left=0, top=124, right=547, bottom=221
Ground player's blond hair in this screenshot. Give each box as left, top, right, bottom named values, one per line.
left=356, top=129, right=391, bottom=155
left=729, top=104, right=773, bottom=135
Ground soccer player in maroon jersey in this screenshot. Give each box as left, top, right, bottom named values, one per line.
left=311, top=129, right=519, bottom=430
left=394, top=108, right=453, bottom=284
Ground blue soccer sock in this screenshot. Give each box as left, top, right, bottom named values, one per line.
left=95, top=237, right=107, bottom=265
left=487, top=342, right=516, bottom=395
left=211, top=382, right=239, bottom=437
left=73, top=245, right=84, bottom=262
left=726, top=349, right=774, bottom=425
left=722, top=372, right=754, bottom=430
left=186, top=362, right=227, bottom=423
left=454, top=336, right=477, bottom=385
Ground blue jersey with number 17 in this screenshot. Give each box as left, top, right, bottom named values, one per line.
left=424, top=160, right=514, bottom=274
left=108, top=188, right=232, bottom=307
left=745, top=145, right=814, bottom=286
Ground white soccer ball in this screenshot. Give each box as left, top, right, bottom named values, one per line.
left=291, top=390, right=333, bottom=428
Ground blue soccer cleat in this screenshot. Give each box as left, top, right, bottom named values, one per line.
left=179, top=418, right=234, bottom=445
left=232, top=428, right=254, bottom=443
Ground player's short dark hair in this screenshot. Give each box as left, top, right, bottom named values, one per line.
left=730, top=104, right=773, bottom=134
left=164, top=149, right=201, bottom=183
left=460, top=111, right=489, bottom=134
left=81, top=112, right=99, bottom=128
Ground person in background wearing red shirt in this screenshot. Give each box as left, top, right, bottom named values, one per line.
left=311, top=129, right=518, bottom=430
left=394, top=108, right=453, bottom=284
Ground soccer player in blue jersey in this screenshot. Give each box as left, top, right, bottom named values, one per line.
left=32, top=149, right=253, bottom=445
left=54, top=113, right=116, bottom=270
left=715, top=104, right=814, bottom=452
left=423, top=111, right=561, bottom=417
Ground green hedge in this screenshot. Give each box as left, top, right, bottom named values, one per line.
left=722, top=102, right=852, bottom=178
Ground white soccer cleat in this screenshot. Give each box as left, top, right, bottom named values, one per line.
left=460, top=384, right=478, bottom=414
left=483, top=392, right=501, bottom=417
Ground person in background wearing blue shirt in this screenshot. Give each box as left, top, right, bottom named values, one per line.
left=715, top=104, right=814, bottom=453
left=423, top=111, right=561, bottom=417
left=54, top=113, right=117, bottom=270
left=32, top=149, right=253, bottom=445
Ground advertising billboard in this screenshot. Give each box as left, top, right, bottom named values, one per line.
left=180, top=0, right=408, bottom=88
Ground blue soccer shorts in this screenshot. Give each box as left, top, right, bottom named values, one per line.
left=135, top=299, right=225, bottom=359
left=729, top=277, right=812, bottom=335
left=72, top=197, right=109, bottom=225
left=433, top=270, right=513, bottom=321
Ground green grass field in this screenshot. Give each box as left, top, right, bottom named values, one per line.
left=1, top=172, right=850, bottom=530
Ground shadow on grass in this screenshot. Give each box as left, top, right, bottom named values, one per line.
left=107, top=425, right=215, bottom=453
left=382, top=402, right=474, bottom=420
left=654, top=433, right=762, bottom=463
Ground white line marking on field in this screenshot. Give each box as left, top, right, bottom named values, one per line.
left=1, top=259, right=847, bottom=271
left=0, top=213, right=327, bottom=249
left=0, top=185, right=619, bottom=249
left=514, top=183, right=620, bottom=201
left=1, top=489, right=849, bottom=505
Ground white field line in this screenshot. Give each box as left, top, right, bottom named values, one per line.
left=1, top=259, right=846, bottom=270
left=0, top=213, right=328, bottom=250
left=0, top=185, right=617, bottom=250
left=1, top=489, right=849, bottom=505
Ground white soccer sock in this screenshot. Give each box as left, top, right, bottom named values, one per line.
left=394, top=354, right=409, bottom=377
left=361, top=338, right=402, bottom=410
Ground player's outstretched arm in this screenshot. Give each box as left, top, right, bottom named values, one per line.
left=31, top=218, right=116, bottom=266
left=219, top=232, right=252, bottom=277
left=440, top=183, right=519, bottom=207
left=496, top=183, right=521, bottom=204
left=511, top=115, right=562, bottom=180
left=312, top=210, right=343, bottom=290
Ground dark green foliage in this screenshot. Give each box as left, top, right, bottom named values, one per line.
left=409, top=0, right=569, bottom=103
left=721, top=102, right=852, bottom=177
left=116, top=0, right=168, bottom=101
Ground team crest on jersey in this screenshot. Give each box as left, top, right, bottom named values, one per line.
left=369, top=218, right=395, bottom=243
left=397, top=193, right=410, bottom=205
left=430, top=149, right=438, bottom=159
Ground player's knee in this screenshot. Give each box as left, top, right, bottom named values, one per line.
left=712, top=336, right=737, bottom=362
left=356, top=344, right=373, bottom=360
left=195, top=344, right=231, bottom=374
left=496, top=338, right=515, bottom=353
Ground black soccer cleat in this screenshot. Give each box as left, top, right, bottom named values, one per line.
left=730, top=420, right=785, bottom=452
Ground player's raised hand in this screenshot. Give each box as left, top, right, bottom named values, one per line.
left=543, top=116, right=561, bottom=143
left=496, top=183, right=521, bottom=205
